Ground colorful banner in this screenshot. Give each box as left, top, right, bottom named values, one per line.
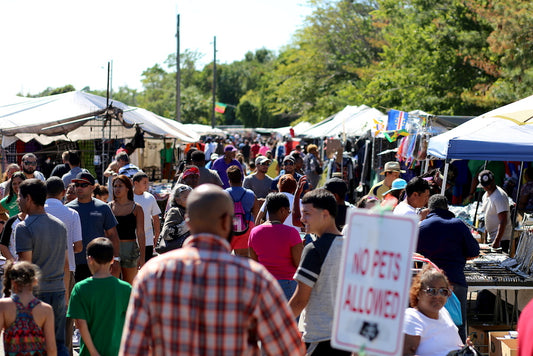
left=386, top=110, right=408, bottom=131
left=215, top=102, right=227, bottom=114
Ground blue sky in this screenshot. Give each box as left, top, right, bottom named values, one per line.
left=0, top=0, right=312, bottom=97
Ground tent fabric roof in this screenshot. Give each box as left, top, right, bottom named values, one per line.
left=0, top=91, right=198, bottom=145
left=180, top=124, right=225, bottom=136
left=428, top=94, right=533, bottom=161
left=255, top=122, right=312, bottom=137
left=301, top=105, right=386, bottom=138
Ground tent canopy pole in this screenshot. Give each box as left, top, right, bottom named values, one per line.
left=440, top=160, right=450, bottom=195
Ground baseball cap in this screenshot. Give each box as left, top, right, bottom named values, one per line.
left=224, top=145, right=238, bottom=152
left=478, top=170, right=495, bottom=187
left=324, top=178, right=348, bottom=198
left=72, top=172, right=95, bottom=185
left=255, top=156, right=271, bottom=166
left=182, top=166, right=200, bottom=179
left=380, top=161, right=406, bottom=175
left=283, top=156, right=295, bottom=164
left=383, top=178, right=407, bottom=195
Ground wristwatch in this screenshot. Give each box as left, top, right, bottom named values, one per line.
left=113, top=256, right=121, bottom=262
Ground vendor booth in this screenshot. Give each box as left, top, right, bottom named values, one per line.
left=427, top=94, right=533, bottom=332
left=0, top=91, right=199, bottom=184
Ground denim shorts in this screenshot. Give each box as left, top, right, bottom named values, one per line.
left=277, top=279, right=297, bottom=301
left=120, top=240, right=140, bottom=268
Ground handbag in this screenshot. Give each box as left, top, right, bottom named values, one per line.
left=155, top=232, right=190, bottom=254
left=155, top=207, right=191, bottom=254
left=444, top=291, right=463, bottom=326
left=447, top=345, right=480, bottom=356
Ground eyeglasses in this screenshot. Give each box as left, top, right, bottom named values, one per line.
left=424, top=288, right=451, bottom=297
left=259, top=162, right=270, bottom=166
left=74, top=183, right=90, bottom=188
left=23, top=161, right=37, bottom=166
left=283, top=162, right=294, bottom=166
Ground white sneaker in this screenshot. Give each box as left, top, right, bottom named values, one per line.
left=72, top=329, right=80, bottom=347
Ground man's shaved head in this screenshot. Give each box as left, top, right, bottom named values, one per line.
left=186, top=184, right=234, bottom=237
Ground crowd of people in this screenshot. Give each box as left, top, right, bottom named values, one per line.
left=0, top=137, right=529, bottom=356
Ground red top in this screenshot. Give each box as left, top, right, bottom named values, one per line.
left=249, top=223, right=302, bottom=280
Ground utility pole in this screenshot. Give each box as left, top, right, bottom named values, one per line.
left=176, top=14, right=181, bottom=122
left=211, top=36, right=216, bottom=129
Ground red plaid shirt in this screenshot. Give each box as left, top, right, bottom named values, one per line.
left=119, top=233, right=305, bottom=355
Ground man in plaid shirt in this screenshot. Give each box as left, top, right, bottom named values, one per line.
left=120, top=184, right=305, bottom=355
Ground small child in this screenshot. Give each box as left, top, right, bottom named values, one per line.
left=67, top=237, right=132, bottom=356
left=0, top=261, right=56, bottom=355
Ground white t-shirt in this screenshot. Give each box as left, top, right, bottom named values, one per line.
left=134, top=192, right=162, bottom=246
left=260, top=192, right=300, bottom=229
left=44, top=198, right=83, bottom=272
left=403, top=308, right=462, bottom=356
left=393, top=200, right=418, bottom=217
left=8, top=217, right=23, bottom=261
left=482, top=186, right=512, bottom=242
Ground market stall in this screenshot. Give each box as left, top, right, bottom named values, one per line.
left=0, top=91, right=199, bottom=182
left=0, top=91, right=198, bottom=145
left=427, top=95, right=533, bottom=332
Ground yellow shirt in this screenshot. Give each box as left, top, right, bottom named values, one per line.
left=369, top=181, right=391, bottom=201
left=266, top=160, right=279, bottom=179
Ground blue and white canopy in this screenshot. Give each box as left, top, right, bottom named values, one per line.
left=428, top=94, right=533, bottom=161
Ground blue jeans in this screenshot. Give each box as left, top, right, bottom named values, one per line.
left=277, top=279, right=297, bottom=301
left=451, top=283, right=468, bottom=343
left=37, top=290, right=69, bottom=356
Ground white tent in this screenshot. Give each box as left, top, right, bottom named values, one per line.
left=301, top=105, right=386, bottom=138
left=255, top=121, right=313, bottom=137
left=428, top=94, right=533, bottom=161
left=181, top=123, right=226, bottom=136
left=0, top=95, right=31, bottom=105
left=0, top=91, right=199, bottom=147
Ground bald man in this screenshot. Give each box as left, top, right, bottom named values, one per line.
left=120, top=184, right=305, bottom=356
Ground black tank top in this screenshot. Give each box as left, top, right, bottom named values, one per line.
left=115, top=204, right=137, bottom=241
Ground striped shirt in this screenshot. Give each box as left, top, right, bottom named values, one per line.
left=294, top=233, right=344, bottom=342
left=120, top=233, right=305, bottom=356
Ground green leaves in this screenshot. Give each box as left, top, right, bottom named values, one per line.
left=32, top=0, right=533, bottom=126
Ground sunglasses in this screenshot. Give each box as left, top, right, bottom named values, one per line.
left=74, top=183, right=90, bottom=188
left=259, top=162, right=270, bottom=166
left=283, top=162, right=294, bottom=166
left=23, top=161, right=37, bottom=166
left=424, top=288, right=451, bottom=297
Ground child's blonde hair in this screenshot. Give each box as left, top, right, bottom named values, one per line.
left=3, top=261, right=41, bottom=297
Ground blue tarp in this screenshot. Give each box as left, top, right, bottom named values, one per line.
left=428, top=95, right=533, bottom=161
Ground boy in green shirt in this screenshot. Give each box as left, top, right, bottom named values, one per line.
left=67, top=238, right=131, bottom=356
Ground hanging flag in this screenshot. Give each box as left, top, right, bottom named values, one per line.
left=386, top=109, right=408, bottom=131
left=215, top=102, right=227, bottom=114
left=374, top=118, right=386, bottom=136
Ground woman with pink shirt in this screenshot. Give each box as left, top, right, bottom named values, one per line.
left=249, top=192, right=303, bottom=300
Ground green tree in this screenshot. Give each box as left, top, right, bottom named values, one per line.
left=465, top=0, right=533, bottom=102
left=27, top=84, right=76, bottom=97
left=89, top=86, right=138, bottom=107
left=237, top=99, right=259, bottom=128
left=264, top=0, right=380, bottom=122
left=360, top=0, right=497, bottom=115
left=137, top=64, right=176, bottom=118
left=180, top=86, right=211, bottom=124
